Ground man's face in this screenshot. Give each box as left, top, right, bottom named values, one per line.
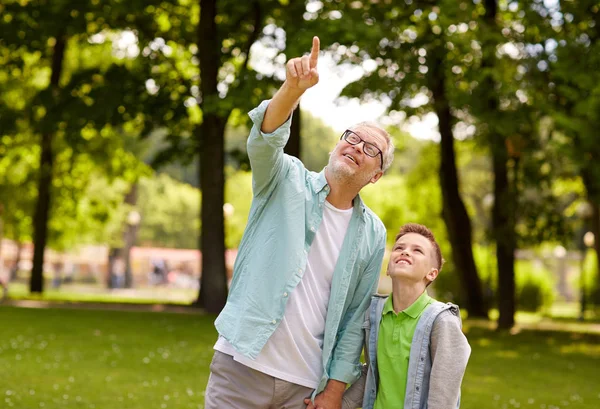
left=327, top=125, right=387, bottom=186
left=387, top=233, right=438, bottom=285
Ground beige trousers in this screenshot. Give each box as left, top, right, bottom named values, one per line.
left=204, top=351, right=314, bottom=409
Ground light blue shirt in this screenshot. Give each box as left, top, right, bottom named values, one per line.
left=214, top=99, right=387, bottom=394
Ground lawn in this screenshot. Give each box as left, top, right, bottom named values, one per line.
left=1, top=306, right=599, bottom=409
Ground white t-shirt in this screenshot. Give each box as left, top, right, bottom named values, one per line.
left=215, top=200, right=353, bottom=388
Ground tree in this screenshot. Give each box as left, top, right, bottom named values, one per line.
left=541, top=0, right=600, bottom=304
left=0, top=0, right=189, bottom=292
left=314, top=0, right=488, bottom=317
left=196, top=0, right=277, bottom=312
left=476, top=0, right=518, bottom=329
left=515, top=0, right=600, bottom=305
left=197, top=0, right=228, bottom=312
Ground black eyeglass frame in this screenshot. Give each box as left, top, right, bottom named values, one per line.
left=340, top=130, right=384, bottom=170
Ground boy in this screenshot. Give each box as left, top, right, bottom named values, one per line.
left=308, top=223, right=471, bottom=409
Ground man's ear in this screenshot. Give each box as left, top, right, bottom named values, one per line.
left=426, top=268, right=439, bottom=283
left=370, top=170, right=384, bottom=184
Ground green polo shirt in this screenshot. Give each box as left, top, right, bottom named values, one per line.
left=373, top=291, right=434, bottom=409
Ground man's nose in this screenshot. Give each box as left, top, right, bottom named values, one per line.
left=352, top=142, right=365, bottom=154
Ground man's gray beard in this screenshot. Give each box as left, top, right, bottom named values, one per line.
left=327, top=160, right=373, bottom=189
left=327, top=160, right=353, bottom=183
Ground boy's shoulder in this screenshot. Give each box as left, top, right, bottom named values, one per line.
left=426, top=301, right=462, bottom=320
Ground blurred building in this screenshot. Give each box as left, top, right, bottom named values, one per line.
left=0, top=239, right=237, bottom=288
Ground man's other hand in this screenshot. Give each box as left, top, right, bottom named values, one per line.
left=303, top=387, right=343, bottom=409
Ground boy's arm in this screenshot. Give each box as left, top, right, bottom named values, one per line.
left=428, top=313, right=471, bottom=409
left=341, top=306, right=371, bottom=409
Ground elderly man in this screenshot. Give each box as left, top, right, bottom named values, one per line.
left=205, top=36, right=395, bottom=409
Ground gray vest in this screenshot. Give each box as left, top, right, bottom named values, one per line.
left=361, top=295, right=462, bottom=409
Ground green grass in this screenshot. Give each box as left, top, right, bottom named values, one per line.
left=0, top=306, right=217, bottom=409
left=461, top=325, right=600, bottom=409
left=1, top=306, right=599, bottom=409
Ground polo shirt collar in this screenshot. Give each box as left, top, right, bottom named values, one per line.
left=383, top=291, right=431, bottom=318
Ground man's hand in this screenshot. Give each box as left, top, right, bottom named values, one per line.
left=303, top=379, right=345, bottom=409
left=304, top=398, right=316, bottom=409
left=285, top=36, right=320, bottom=91
left=261, top=35, right=320, bottom=133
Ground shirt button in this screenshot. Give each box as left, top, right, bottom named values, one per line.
left=298, top=268, right=302, bottom=274
left=310, top=226, right=316, bottom=232
left=272, top=319, right=277, bottom=324
left=283, top=292, right=288, bottom=297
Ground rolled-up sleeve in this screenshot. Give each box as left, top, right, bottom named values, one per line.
left=247, top=100, right=293, bottom=196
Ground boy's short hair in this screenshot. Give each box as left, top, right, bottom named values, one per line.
left=395, top=223, right=445, bottom=272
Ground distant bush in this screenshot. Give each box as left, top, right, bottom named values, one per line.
left=517, top=279, right=545, bottom=312
left=515, top=260, right=555, bottom=312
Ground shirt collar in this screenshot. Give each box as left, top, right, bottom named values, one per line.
left=383, top=291, right=431, bottom=318
left=312, top=169, right=329, bottom=193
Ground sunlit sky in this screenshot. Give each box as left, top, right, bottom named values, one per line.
left=249, top=43, right=441, bottom=141
left=301, top=54, right=439, bottom=141
left=111, top=29, right=442, bottom=140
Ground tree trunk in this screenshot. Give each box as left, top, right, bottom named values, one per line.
left=196, top=0, right=228, bottom=313
left=492, top=142, right=516, bottom=329
left=0, top=204, right=4, bottom=279
left=581, top=167, right=600, bottom=304
left=590, top=201, right=600, bottom=303
left=31, top=34, right=66, bottom=293
left=480, top=0, right=517, bottom=329
left=428, top=45, right=487, bottom=318
left=284, top=107, right=301, bottom=158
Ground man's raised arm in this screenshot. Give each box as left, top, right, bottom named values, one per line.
left=261, top=36, right=320, bottom=133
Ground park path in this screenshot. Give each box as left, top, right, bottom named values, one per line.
left=1, top=299, right=205, bottom=314
left=465, top=317, right=600, bottom=335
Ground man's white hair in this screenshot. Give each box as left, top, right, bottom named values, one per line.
left=349, top=121, right=395, bottom=172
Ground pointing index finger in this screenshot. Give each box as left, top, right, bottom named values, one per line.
left=309, top=36, right=320, bottom=67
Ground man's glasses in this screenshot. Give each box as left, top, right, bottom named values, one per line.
left=340, top=130, right=384, bottom=170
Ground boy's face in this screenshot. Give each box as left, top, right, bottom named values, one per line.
left=387, top=233, right=439, bottom=285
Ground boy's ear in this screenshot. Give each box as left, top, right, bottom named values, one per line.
left=426, top=268, right=439, bottom=283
